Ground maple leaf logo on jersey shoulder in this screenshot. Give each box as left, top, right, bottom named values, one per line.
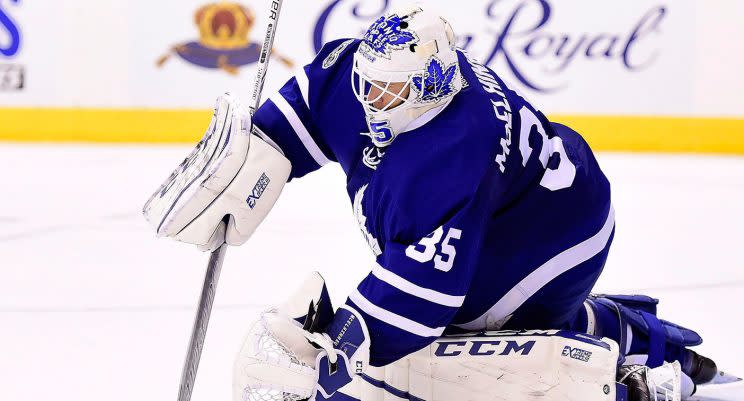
left=412, top=57, right=459, bottom=103
left=362, top=14, right=419, bottom=59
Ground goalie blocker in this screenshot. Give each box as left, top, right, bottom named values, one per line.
left=143, top=93, right=291, bottom=251
left=234, top=273, right=636, bottom=401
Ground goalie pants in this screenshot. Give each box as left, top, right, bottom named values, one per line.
left=449, top=123, right=702, bottom=369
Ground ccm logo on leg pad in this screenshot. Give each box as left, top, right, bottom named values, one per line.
left=434, top=340, right=536, bottom=357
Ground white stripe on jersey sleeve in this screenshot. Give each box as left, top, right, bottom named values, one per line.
left=295, top=69, right=310, bottom=109
left=269, top=93, right=331, bottom=167
left=371, top=265, right=465, bottom=307
left=349, top=290, right=446, bottom=338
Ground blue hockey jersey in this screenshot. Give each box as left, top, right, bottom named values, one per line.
left=254, top=39, right=614, bottom=367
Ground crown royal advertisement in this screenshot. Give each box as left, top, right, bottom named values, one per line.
left=157, top=2, right=293, bottom=75
left=0, top=0, right=739, bottom=117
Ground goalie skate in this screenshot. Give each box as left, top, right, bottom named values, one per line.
left=690, top=372, right=743, bottom=401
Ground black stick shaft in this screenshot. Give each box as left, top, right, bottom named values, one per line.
left=249, top=0, right=285, bottom=116
left=175, top=1, right=285, bottom=400
left=177, top=243, right=227, bottom=401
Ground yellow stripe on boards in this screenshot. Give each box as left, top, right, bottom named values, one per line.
left=551, top=115, right=744, bottom=155
left=0, top=108, right=211, bottom=143
left=0, top=108, right=743, bottom=154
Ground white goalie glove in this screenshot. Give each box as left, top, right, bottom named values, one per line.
left=233, top=273, right=371, bottom=401
left=143, top=93, right=291, bottom=251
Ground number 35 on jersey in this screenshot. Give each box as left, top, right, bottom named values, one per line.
left=406, top=227, right=462, bottom=272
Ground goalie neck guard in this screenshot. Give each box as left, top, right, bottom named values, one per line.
left=351, top=5, right=462, bottom=147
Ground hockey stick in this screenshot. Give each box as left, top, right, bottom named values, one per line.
left=176, top=2, right=286, bottom=401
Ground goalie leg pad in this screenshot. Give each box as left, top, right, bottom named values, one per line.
left=340, top=330, right=621, bottom=401
left=279, top=272, right=335, bottom=333
left=233, top=275, right=626, bottom=401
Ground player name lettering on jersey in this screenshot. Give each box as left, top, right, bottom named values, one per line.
left=466, top=56, right=513, bottom=173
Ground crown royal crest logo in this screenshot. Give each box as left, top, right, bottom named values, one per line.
left=157, top=1, right=293, bottom=75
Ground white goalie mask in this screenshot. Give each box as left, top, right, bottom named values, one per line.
left=352, top=5, right=462, bottom=147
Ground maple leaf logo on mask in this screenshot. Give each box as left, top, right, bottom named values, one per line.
left=412, top=57, right=458, bottom=102
left=362, top=14, right=419, bottom=58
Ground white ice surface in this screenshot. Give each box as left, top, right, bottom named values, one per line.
left=1, top=144, right=742, bottom=401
